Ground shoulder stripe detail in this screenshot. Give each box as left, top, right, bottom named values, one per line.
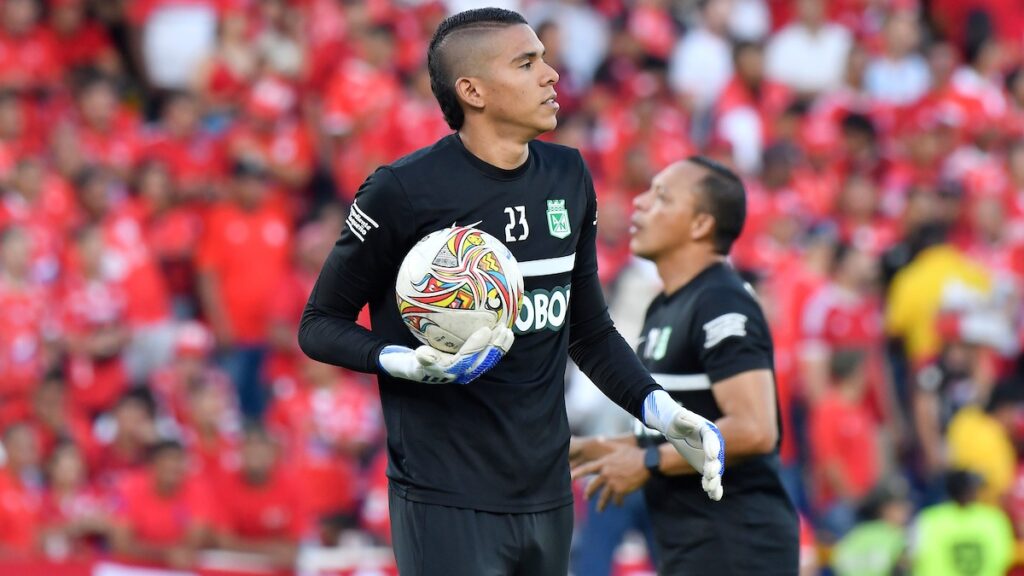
left=346, top=201, right=379, bottom=242
left=518, top=253, right=575, bottom=277
left=650, top=373, right=712, bottom=391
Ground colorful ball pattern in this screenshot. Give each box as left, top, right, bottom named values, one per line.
left=395, top=226, right=524, bottom=353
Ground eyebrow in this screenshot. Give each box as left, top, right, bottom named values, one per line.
left=511, top=49, right=545, bottom=63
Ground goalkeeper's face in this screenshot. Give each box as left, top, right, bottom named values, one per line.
left=474, top=24, right=560, bottom=137
left=630, top=162, right=710, bottom=261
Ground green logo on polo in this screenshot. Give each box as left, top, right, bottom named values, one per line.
left=546, top=199, right=570, bottom=239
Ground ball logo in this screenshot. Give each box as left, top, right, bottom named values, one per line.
left=515, top=285, right=571, bottom=334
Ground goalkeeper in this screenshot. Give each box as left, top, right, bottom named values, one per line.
left=298, top=8, right=723, bottom=576
left=571, top=158, right=798, bottom=575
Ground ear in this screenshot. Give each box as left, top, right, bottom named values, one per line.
left=454, top=76, right=485, bottom=112
left=691, top=212, right=715, bottom=243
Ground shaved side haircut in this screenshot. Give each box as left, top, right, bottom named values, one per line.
left=687, top=155, right=747, bottom=256
left=427, top=8, right=528, bottom=130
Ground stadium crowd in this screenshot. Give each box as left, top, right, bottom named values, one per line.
left=0, top=0, right=1022, bottom=574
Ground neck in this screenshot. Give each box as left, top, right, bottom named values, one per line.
left=655, top=245, right=724, bottom=295
left=458, top=123, right=531, bottom=170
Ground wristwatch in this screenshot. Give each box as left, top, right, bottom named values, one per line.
left=644, top=445, right=661, bottom=476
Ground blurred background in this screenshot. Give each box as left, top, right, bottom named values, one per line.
left=0, top=0, right=1022, bottom=574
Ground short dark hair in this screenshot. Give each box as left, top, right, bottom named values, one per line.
left=427, top=8, right=528, bottom=130
left=687, top=156, right=746, bottom=255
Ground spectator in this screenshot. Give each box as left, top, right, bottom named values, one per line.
left=179, top=371, right=240, bottom=480
left=886, top=222, right=993, bottom=368
left=111, top=439, right=215, bottom=570
left=150, top=321, right=232, bottom=427
left=266, top=206, right=342, bottom=387
left=864, top=9, right=930, bottom=106
left=267, top=358, right=379, bottom=524
left=832, top=478, right=912, bottom=576
left=0, top=423, right=42, bottom=556
left=526, top=0, right=608, bottom=86
left=0, top=226, right=57, bottom=427
left=39, top=441, right=113, bottom=560
left=143, top=91, right=226, bottom=201
left=214, top=425, right=304, bottom=569
left=714, top=41, right=791, bottom=173
left=252, top=0, right=306, bottom=81
left=809, top=348, right=880, bottom=539
left=134, top=160, right=203, bottom=319
left=765, top=0, right=851, bottom=95
left=0, top=0, right=61, bottom=95
left=61, top=224, right=130, bottom=417
left=29, top=375, right=96, bottom=468
left=193, top=4, right=257, bottom=118
left=321, top=24, right=403, bottom=200
left=70, top=73, right=143, bottom=180
left=129, top=0, right=221, bottom=93
left=947, top=379, right=1022, bottom=504
left=1, top=158, right=75, bottom=282
left=46, top=0, right=121, bottom=79
left=912, top=470, right=1015, bottom=576
left=669, top=0, right=734, bottom=114
left=93, top=390, right=160, bottom=487
left=196, top=158, right=292, bottom=420
left=227, top=75, right=314, bottom=200
left=800, top=243, right=890, bottom=418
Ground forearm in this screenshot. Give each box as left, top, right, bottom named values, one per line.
left=298, top=298, right=388, bottom=374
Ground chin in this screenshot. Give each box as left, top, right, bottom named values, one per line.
left=629, top=239, right=649, bottom=260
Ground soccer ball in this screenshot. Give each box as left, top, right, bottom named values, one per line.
left=396, top=226, right=524, bottom=353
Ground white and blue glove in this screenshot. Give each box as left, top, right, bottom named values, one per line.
left=643, top=389, right=725, bottom=501
left=378, top=326, right=514, bottom=385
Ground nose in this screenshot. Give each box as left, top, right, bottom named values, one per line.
left=542, top=60, right=559, bottom=86
left=634, top=189, right=651, bottom=211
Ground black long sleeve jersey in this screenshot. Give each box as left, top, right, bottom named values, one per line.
left=299, top=134, right=660, bottom=513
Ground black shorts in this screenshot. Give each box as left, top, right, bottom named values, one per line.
left=646, top=489, right=799, bottom=576
left=389, top=487, right=573, bottom=576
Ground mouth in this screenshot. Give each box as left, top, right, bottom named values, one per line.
left=629, top=220, right=641, bottom=236
left=542, top=93, right=559, bottom=109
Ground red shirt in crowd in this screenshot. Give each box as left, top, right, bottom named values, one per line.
left=0, top=278, right=54, bottom=427
left=196, top=200, right=291, bottom=344
left=215, top=465, right=306, bottom=541
left=0, top=25, right=62, bottom=93
left=61, top=274, right=129, bottom=416
left=801, top=283, right=890, bottom=422
left=0, top=468, right=41, bottom=556
left=810, top=389, right=879, bottom=507
left=102, top=203, right=173, bottom=326
left=267, top=376, right=380, bottom=517
left=114, top=470, right=216, bottom=548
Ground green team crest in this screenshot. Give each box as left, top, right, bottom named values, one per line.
left=546, top=199, right=571, bottom=239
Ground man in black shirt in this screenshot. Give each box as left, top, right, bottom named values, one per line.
left=571, top=158, right=799, bottom=575
left=298, top=8, right=724, bottom=576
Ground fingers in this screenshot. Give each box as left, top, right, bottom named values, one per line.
left=702, top=423, right=725, bottom=466
left=571, top=460, right=600, bottom=481
left=457, top=326, right=493, bottom=354
left=489, top=326, right=515, bottom=353
left=596, top=482, right=613, bottom=512
left=414, top=346, right=445, bottom=367
left=584, top=472, right=606, bottom=500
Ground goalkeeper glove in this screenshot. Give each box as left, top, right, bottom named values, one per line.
left=378, top=326, right=514, bottom=385
left=643, top=389, right=725, bottom=501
